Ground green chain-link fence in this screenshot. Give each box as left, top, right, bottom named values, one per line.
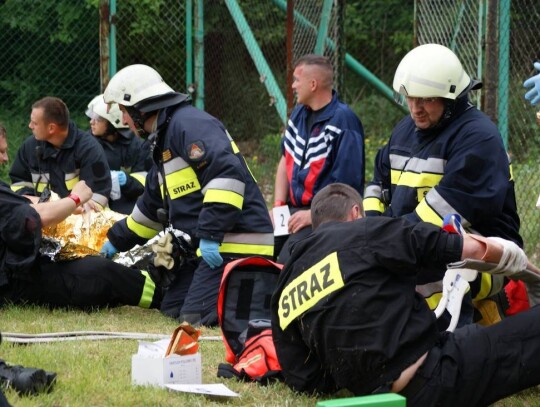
left=1, top=0, right=538, bottom=256
left=416, top=0, right=540, bottom=258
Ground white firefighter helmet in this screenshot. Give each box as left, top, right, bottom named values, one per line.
left=393, top=44, right=471, bottom=103
left=103, top=64, right=178, bottom=112
left=85, top=94, right=127, bottom=129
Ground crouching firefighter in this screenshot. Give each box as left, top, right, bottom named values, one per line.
left=100, top=64, right=274, bottom=326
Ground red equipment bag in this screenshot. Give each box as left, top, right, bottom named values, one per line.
left=216, top=256, right=283, bottom=383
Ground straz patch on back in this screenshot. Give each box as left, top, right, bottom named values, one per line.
left=278, top=252, right=344, bottom=330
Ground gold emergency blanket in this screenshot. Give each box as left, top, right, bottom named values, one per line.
left=42, top=209, right=126, bottom=260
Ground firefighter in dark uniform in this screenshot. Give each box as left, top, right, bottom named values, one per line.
left=363, top=44, right=529, bottom=320
left=86, top=94, right=152, bottom=214
left=0, top=180, right=161, bottom=311
left=100, top=64, right=274, bottom=326
left=271, top=183, right=540, bottom=407
left=10, top=96, right=111, bottom=211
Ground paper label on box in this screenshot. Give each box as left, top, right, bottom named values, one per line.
left=164, top=353, right=202, bottom=384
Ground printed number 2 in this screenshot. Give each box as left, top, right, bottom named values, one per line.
left=280, top=214, right=285, bottom=227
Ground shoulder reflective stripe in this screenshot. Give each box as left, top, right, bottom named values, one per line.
left=396, top=171, right=443, bottom=188
left=138, top=270, right=155, bottom=309
left=163, top=156, right=190, bottom=173
left=278, top=252, right=344, bottom=330
left=130, top=172, right=147, bottom=185
left=65, top=175, right=81, bottom=191
left=130, top=205, right=162, bottom=231
left=225, top=129, right=240, bottom=153
left=91, top=193, right=109, bottom=207
left=166, top=168, right=201, bottom=199
left=127, top=216, right=160, bottom=239
left=363, top=197, right=385, bottom=213
left=415, top=199, right=443, bottom=226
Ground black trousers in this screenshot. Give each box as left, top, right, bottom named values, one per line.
left=160, top=257, right=226, bottom=326
left=410, top=305, right=540, bottom=407
left=1, top=256, right=161, bottom=310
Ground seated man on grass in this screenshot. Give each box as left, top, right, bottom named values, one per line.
left=271, top=183, right=540, bottom=407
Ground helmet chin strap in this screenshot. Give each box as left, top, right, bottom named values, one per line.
left=125, top=106, right=153, bottom=138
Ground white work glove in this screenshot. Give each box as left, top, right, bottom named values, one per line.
left=486, top=237, right=528, bottom=275
left=152, top=232, right=175, bottom=270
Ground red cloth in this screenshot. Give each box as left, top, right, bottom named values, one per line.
left=505, top=280, right=530, bottom=316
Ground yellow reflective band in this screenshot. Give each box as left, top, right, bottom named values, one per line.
left=130, top=172, right=147, bottom=186
left=473, top=272, right=493, bottom=301
left=127, top=216, right=160, bottom=239
left=65, top=175, right=80, bottom=191
left=425, top=292, right=443, bottom=310
left=509, top=163, right=514, bottom=181
left=203, top=189, right=244, bottom=209
left=10, top=184, right=25, bottom=192
left=390, top=169, right=403, bottom=185
left=195, top=242, right=274, bottom=257
left=166, top=168, right=201, bottom=199
left=138, top=271, right=155, bottom=309
left=34, top=182, right=48, bottom=193
left=415, top=199, right=443, bottom=226
left=230, top=140, right=240, bottom=154
left=278, top=252, right=344, bottom=330
left=363, top=197, right=385, bottom=213
left=395, top=171, right=443, bottom=188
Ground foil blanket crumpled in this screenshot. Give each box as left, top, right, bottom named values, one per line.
left=41, top=208, right=126, bottom=261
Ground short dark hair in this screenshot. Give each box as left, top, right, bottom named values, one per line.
left=311, top=183, right=363, bottom=230
left=32, top=97, right=70, bottom=129
left=294, top=54, right=333, bottom=88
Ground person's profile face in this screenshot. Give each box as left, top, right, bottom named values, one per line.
left=406, top=97, right=445, bottom=130
left=29, top=107, right=50, bottom=141
left=89, top=114, right=109, bottom=137
left=292, top=64, right=313, bottom=106
left=119, top=105, right=138, bottom=135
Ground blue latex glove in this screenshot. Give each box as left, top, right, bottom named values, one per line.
left=116, top=171, right=127, bottom=186
left=101, top=240, right=119, bottom=259
left=199, top=238, right=223, bottom=269
left=524, top=62, right=540, bottom=106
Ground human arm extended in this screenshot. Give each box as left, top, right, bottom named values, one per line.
left=30, top=181, right=93, bottom=228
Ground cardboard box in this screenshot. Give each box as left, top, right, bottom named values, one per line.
left=131, top=340, right=202, bottom=387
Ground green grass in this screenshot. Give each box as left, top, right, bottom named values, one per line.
left=2, top=305, right=540, bottom=406
left=1, top=305, right=322, bottom=407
